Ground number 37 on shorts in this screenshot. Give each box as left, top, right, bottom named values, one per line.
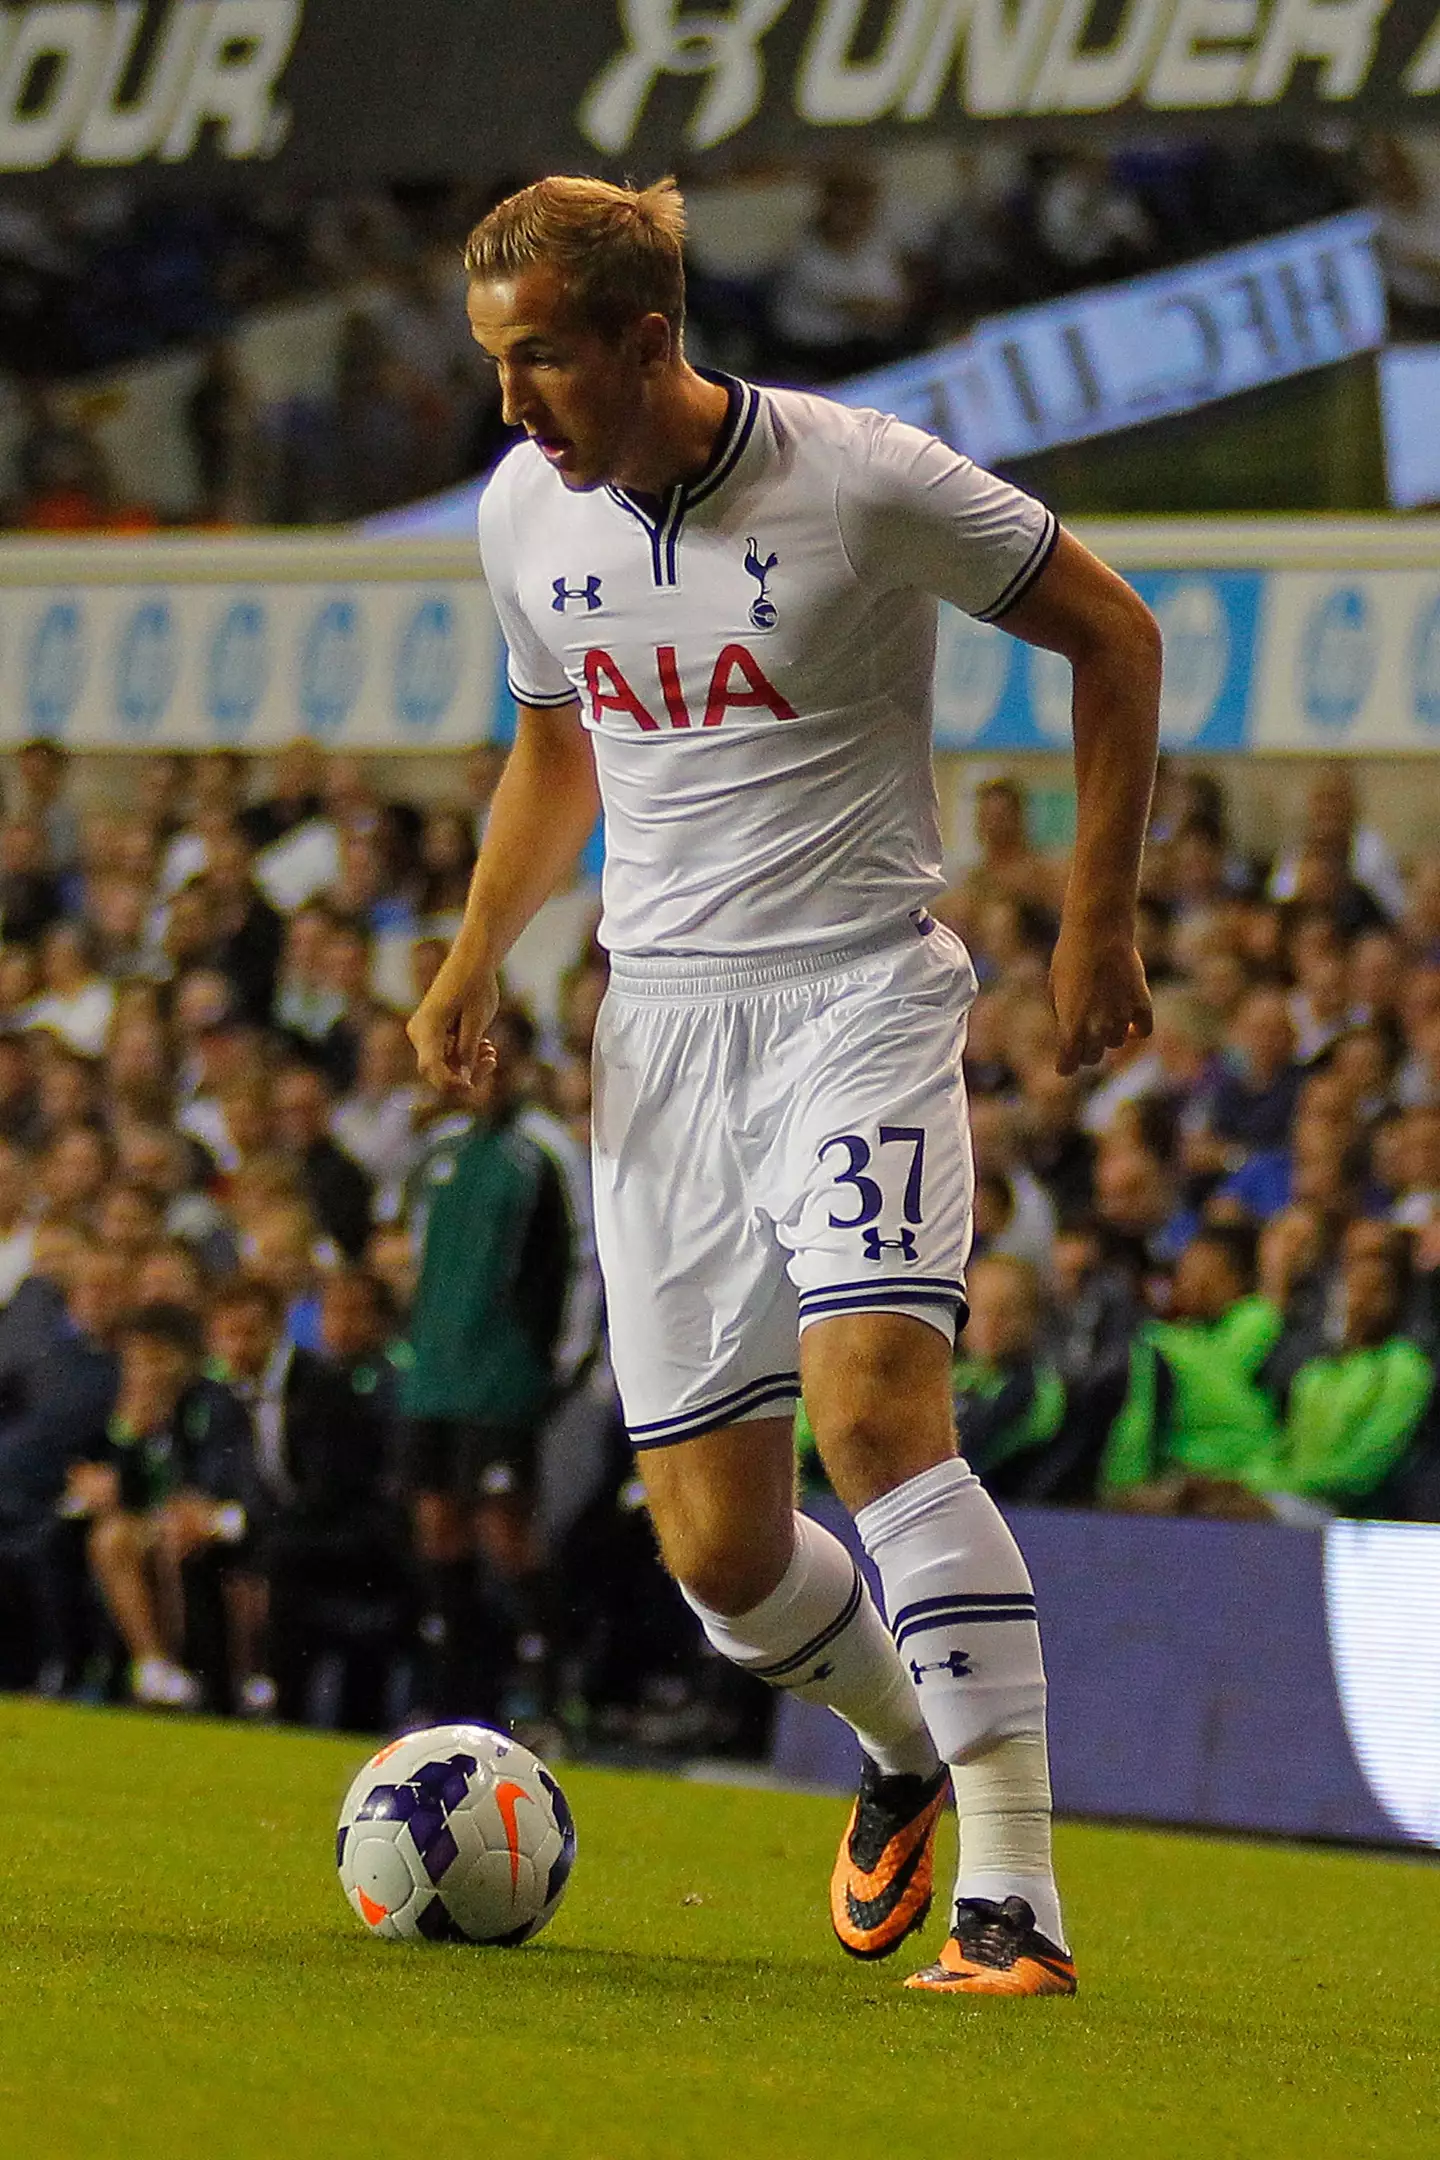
left=793, top=1102, right=975, bottom=1337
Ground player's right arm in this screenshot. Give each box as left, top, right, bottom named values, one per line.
left=407, top=696, right=596, bottom=1102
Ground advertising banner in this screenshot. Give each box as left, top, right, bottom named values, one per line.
left=933, top=567, right=1265, bottom=752
left=4, top=523, right=1440, bottom=755
left=774, top=1501, right=1440, bottom=1848
left=0, top=560, right=498, bottom=748
left=1, top=1, right=1438, bottom=199
left=841, top=214, right=1386, bottom=469
left=1250, top=567, right=1440, bottom=750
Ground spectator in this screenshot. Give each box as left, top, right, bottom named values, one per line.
left=270, top=311, right=441, bottom=522
left=241, top=1198, right=329, bottom=1352
left=185, top=341, right=266, bottom=523
left=968, top=1098, right=1057, bottom=1271
left=22, top=921, right=117, bottom=1058
left=203, top=825, right=284, bottom=1024
left=937, top=778, right=1064, bottom=943
left=1368, top=134, right=1440, bottom=338
left=1099, top=1227, right=1282, bottom=1507
left=1082, top=987, right=1217, bottom=1139
left=417, top=808, right=477, bottom=936
left=86, top=870, right=163, bottom=983
left=1094, top=1141, right=1190, bottom=1267
left=272, top=902, right=344, bottom=1049
left=400, top=1012, right=579, bottom=1720
left=13, top=738, right=80, bottom=874
left=271, top=1063, right=374, bottom=1260
left=1028, top=148, right=1156, bottom=288
left=0, top=1239, right=129, bottom=1563
left=0, top=1141, right=36, bottom=1310
left=1015, top=1064, right=1094, bottom=1224
left=93, top=1181, right=167, bottom=1264
left=1250, top=1234, right=1434, bottom=1520
left=36, top=1123, right=113, bottom=1226
left=463, top=744, right=507, bottom=850
left=1187, top=988, right=1302, bottom=1179
left=205, top=1274, right=403, bottom=1724
left=951, top=1255, right=1068, bottom=1498
left=243, top=740, right=326, bottom=853
left=766, top=165, right=918, bottom=381
left=0, top=818, right=65, bottom=944
left=0, top=1038, right=39, bottom=1148
left=114, top=1122, right=232, bottom=1271
left=330, top=1012, right=423, bottom=1219
left=312, top=918, right=384, bottom=1092
left=1268, top=766, right=1405, bottom=923
left=66, top=1302, right=252, bottom=1710
left=1388, top=1107, right=1440, bottom=1230
left=33, top=1042, right=103, bottom=1138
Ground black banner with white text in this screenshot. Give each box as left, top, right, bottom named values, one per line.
left=0, top=0, right=1437, bottom=200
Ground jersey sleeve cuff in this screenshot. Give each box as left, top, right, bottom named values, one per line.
left=973, top=511, right=1059, bottom=624
left=506, top=669, right=578, bottom=708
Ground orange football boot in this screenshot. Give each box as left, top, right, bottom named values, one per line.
left=906, top=1895, right=1077, bottom=1997
left=830, top=1756, right=949, bottom=1960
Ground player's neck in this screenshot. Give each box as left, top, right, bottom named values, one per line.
left=609, top=365, right=732, bottom=497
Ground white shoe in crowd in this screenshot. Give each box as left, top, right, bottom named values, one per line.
left=131, top=1656, right=201, bottom=1711
left=239, top=1674, right=278, bottom=1719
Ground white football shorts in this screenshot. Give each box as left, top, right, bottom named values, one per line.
left=591, top=913, right=978, bottom=1450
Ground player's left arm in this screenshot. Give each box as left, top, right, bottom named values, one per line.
left=997, top=529, right=1162, bottom=1076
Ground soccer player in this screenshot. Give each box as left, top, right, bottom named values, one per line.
left=409, top=177, right=1160, bottom=1997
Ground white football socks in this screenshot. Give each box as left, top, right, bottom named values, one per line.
left=681, top=1510, right=940, bottom=1781
left=856, top=1456, right=1066, bottom=1951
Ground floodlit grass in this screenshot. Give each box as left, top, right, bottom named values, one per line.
left=0, top=1698, right=1436, bottom=2159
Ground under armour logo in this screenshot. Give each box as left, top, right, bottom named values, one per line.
left=579, top=0, right=791, bottom=154
left=553, top=576, right=603, bottom=614
left=744, top=537, right=779, bottom=630
left=910, top=1649, right=973, bottom=1684
left=862, top=1226, right=919, bottom=1263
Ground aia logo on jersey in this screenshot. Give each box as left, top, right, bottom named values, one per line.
left=553, top=575, right=604, bottom=613
left=582, top=643, right=796, bottom=731
left=744, top=538, right=778, bottom=631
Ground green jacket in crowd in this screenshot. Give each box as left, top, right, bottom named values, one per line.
left=1102, top=1297, right=1434, bottom=1514
left=1249, top=1340, right=1434, bottom=1510
left=401, top=1109, right=574, bottom=1430
left=1100, top=1296, right=1283, bottom=1497
left=951, top=1354, right=1067, bottom=1493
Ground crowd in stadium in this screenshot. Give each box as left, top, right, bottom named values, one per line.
left=3, top=130, right=1439, bottom=530
left=0, top=737, right=1438, bottom=1744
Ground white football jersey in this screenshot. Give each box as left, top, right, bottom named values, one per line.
left=479, top=375, right=1056, bottom=961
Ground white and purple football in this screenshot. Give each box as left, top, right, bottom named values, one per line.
left=337, top=1724, right=576, bottom=1945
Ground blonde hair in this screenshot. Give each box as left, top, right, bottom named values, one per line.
left=464, top=175, right=687, bottom=339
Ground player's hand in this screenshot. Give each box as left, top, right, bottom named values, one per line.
left=407, top=954, right=501, bottom=1106
left=1049, top=919, right=1152, bottom=1076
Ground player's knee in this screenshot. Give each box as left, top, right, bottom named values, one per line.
left=814, top=1402, right=954, bottom=1511
left=659, top=1522, right=790, bottom=1619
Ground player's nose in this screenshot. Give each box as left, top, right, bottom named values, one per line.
left=497, top=366, right=541, bottom=432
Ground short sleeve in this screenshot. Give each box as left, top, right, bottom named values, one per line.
left=477, top=465, right=577, bottom=709
left=836, top=410, right=1058, bottom=622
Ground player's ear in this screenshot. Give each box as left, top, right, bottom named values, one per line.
left=633, top=311, right=674, bottom=372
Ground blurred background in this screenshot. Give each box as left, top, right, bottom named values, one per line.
left=1, top=0, right=1438, bottom=1851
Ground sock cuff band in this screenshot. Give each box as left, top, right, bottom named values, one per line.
left=855, top=1455, right=977, bottom=1553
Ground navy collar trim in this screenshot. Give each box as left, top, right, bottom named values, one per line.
left=605, top=372, right=758, bottom=531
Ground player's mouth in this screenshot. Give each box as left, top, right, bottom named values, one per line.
left=533, top=434, right=574, bottom=467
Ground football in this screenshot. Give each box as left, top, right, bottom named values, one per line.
left=336, top=1723, right=576, bottom=1945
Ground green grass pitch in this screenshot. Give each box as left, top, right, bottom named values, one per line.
left=1, top=1700, right=1436, bottom=2160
